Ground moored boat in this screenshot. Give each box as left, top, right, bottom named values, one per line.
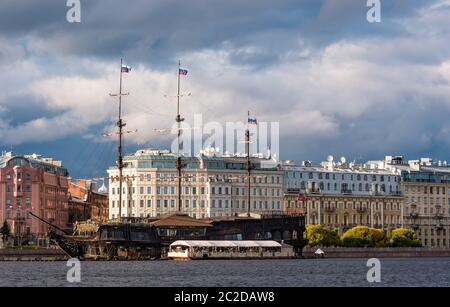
left=168, top=240, right=295, bottom=260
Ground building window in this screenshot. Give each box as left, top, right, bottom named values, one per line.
left=157, top=200, right=161, bottom=208
left=147, top=187, right=152, bottom=194
left=140, top=200, right=144, bottom=208
left=164, top=200, right=168, bottom=208
left=147, top=199, right=152, bottom=207
left=140, top=187, right=144, bottom=194
left=171, top=200, right=175, bottom=208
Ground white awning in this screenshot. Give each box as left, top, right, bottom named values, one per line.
left=170, top=240, right=282, bottom=248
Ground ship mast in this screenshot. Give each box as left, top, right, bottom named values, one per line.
left=110, top=58, right=129, bottom=221
left=176, top=60, right=184, bottom=212
left=158, top=62, right=192, bottom=213
left=246, top=111, right=252, bottom=217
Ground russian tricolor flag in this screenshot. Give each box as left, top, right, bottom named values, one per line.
left=248, top=117, right=257, bottom=125
left=121, top=65, right=131, bottom=73
left=179, top=68, right=188, bottom=75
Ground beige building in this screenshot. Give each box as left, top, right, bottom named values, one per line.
left=285, top=192, right=403, bottom=236
left=107, top=149, right=284, bottom=219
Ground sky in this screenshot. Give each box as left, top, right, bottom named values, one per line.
left=0, top=0, right=449, bottom=179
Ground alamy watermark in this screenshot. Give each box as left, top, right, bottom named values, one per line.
left=66, top=258, right=81, bottom=283
left=367, top=0, right=381, bottom=23
left=366, top=258, right=381, bottom=283
left=66, top=0, right=81, bottom=23
left=66, top=1, right=380, bottom=24
left=169, top=114, right=280, bottom=161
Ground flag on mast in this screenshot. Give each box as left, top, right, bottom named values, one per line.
left=179, top=68, right=188, bottom=75
left=121, top=65, right=131, bottom=73
left=248, top=117, right=257, bottom=125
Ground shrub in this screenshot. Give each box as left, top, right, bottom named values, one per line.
left=341, top=226, right=387, bottom=247
left=304, top=224, right=341, bottom=247
left=1, top=221, right=10, bottom=241
left=390, top=228, right=422, bottom=247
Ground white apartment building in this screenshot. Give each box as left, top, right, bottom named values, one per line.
left=283, top=155, right=402, bottom=196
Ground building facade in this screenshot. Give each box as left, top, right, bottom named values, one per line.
left=399, top=160, right=450, bottom=248
left=107, top=149, right=284, bottom=219
left=0, top=152, right=69, bottom=244
left=282, top=156, right=404, bottom=235
left=68, top=179, right=109, bottom=227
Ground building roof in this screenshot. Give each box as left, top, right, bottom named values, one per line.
left=282, top=165, right=397, bottom=175
left=170, top=240, right=282, bottom=248
left=150, top=213, right=213, bottom=228
left=0, top=152, right=68, bottom=176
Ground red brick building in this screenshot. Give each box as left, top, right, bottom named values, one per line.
left=68, top=179, right=109, bottom=227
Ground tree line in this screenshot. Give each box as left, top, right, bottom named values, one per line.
left=304, top=224, right=422, bottom=248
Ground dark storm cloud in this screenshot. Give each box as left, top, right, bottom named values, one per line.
left=0, top=0, right=449, bottom=176
left=0, top=0, right=433, bottom=67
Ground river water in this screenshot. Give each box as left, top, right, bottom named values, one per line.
left=0, top=258, right=449, bottom=287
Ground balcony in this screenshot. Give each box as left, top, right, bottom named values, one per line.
left=356, top=207, right=368, bottom=213
left=341, top=189, right=352, bottom=195
left=389, top=191, right=402, bottom=196
left=286, top=188, right=300, bottom=194
left=435, top=213, right=444, bottom=219
left=309, top=188, right=321, bottom=194
left=409, top=212, right=419, bottom=219
left=436, top=223, right=444, bottom=230
left=411, top=224, right=420, bottom=230
left=324, top=207, right=336, bottom=213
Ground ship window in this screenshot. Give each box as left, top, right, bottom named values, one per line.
left=100, top=228, right=126, bottom=240
left=130, top=231, right=152, bottom=241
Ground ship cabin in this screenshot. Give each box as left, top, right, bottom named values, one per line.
left=168, top=240, right=295, bottom=260
left=150, top=214, right=212, bottom=246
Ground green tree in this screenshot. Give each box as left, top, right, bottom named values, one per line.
left=1, top=221, right=11, bottom=241
left=304, top=224, right=341, bottom=247
left=390, top=228, right=421, bottom=247
left=341, top=226, right=388, bottom=247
